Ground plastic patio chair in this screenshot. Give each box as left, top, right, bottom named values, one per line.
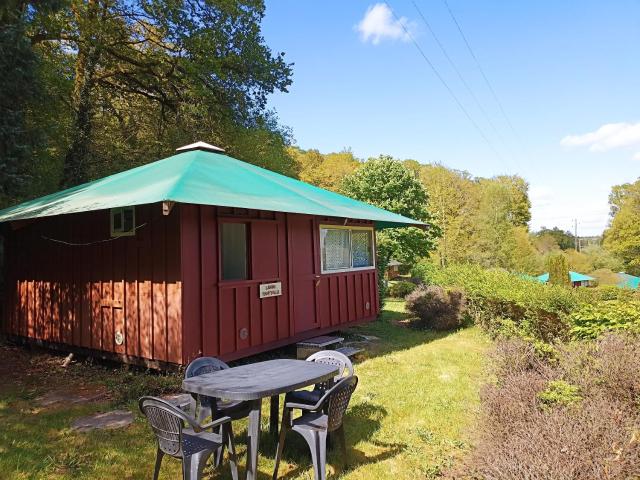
left=273, top=375, right=359, bottom=480
left=139, top=396, right=239, bottom=480
left=286, top=350, right=354, bottom=407
left=185, top=357, right=252, bottom=465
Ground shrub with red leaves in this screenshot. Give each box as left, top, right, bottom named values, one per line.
left=405, top=285, right=467, bottom=331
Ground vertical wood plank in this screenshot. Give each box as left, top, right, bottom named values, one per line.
left=180, top=204, right=202, bottom=362
left=236, top=286, right=250, bottom=351
left=219, top=288, right=236, bottom=355
left=201, top=206, right=218, bottom=357
left=102, top=243, right=114, bottom=352
left=152, top=209, right=167, bottom=362
left=113, top=238, right=126, bottom=355
left=125, top=234, right=139, bottom=358
left=250, top=284, right=262, bottom=347
left=136, top=205, right=154, bottom=359
left=355, top=274, right=364, bottom=319
left=166, top=209, right=182, bottom=364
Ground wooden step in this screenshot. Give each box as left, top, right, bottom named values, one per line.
left=335, top=346, right=364, bottom=358
left=296, top=335, right=344, bottom=359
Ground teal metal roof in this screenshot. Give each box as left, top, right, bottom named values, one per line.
left=536, top=271, right=595, bottom=283
left=0, top=146, right=424, bottom=229
left=617, top=272, right=640, bottom=289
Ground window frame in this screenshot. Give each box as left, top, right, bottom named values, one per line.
left=319, top=224, right=375, bottom=274
left=110, top=206, right=136, bottom=237
left=219, top=220, right=251, bottom=282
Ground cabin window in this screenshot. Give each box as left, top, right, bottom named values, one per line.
left=110, top=206, right=136, bottom=237
left=221, top=222, right=248, bottom=280
left=320, top=225, right=375, bottom=273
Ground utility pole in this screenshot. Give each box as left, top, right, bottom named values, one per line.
left=574, top=219, right=579, bottom=252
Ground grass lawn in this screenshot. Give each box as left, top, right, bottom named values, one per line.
left=0, top=299, right=489, bottom=479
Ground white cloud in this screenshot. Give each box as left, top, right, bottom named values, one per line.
left=561, top=122, right=640, bottom=160
left=355, top=3, right=414, bottom=45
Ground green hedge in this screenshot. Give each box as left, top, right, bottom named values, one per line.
left=412, top=263, right=577, bottom=341
left=412, top=262, right=640, bottom=342
left=387, top=280, right=417, bottom=298
left=570, top=300, right=640, bottom=339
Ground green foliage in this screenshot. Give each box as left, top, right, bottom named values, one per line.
left=289, top=147, right=358, bottom=191
left=547, top=253, right=570, bottom=286
left=104, top=368, right=182, bottom=405
left=0, top=2, right=55, bottom=206
left=570, top=300, right=640, bottom=339
left=538, top=380, right=582, bottom=408
left=2, top=0, right=295, bottom=196
left=413, top=262, right=576, bottom=341
left=534, top=227, right=575, bottom=250
left=387, top=280, right=417, bottom=298
left=342, top=155, right=440, bottom=267
left=419, top=165, right=540, bottom=272
left=603, top=178, right=640, bottom=275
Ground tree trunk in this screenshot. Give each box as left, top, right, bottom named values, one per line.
left=62, top=0, right=99, bottom=187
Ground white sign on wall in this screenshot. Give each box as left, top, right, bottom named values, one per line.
left=259, top=282, right=282, bottom=299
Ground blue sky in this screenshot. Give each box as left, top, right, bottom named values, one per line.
left=262, top=1, right=640, bottom=236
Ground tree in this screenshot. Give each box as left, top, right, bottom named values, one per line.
left=0, top=1, right=60, bottom=206
left=342, top=155, right=439, bottom=264
left=470, top=177, right=533, bottom=269
left=341, top=155, right=440, bottom=304
left=289, top=147, right=358, bottom=191
left=493, top=175, right=531, bottom=227
left=419, top=164, right=477, bottom=266
left=535, top=227, right=574, bottom=250
left=547, top=253, right=570, bottom=286
left=603, top=178, right=640, bottom=275
left=27, top=0, right=294, bottom=186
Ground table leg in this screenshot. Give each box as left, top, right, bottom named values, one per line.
left=269, top=395, right=280, bottom=436
left=245, top=398, right=262, bottom=480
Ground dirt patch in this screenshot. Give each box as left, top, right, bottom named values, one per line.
left=71, top=410, right=134, bottom=432
left=36, top=385, right=108, bottom=409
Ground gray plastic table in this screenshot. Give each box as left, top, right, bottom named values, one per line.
left=182, top=358, right=338, bottom=480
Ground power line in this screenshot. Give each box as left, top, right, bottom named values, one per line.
left=383, top=1, right=509, bottom=170
left=411, top=0, right=521, bottom=173
left=441, top=0, right=531, bottom=167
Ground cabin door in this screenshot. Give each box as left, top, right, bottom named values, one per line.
left=289, top=216, right=320, bottom=333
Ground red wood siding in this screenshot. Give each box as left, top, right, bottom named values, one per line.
left=3, top=205, right=182, bottom=364
left=180, top=207, right=378, bottom=362
left=3, top=203, right=379, bottom=366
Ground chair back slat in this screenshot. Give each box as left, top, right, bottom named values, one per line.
left=306, top=351, right=354, bottom=390
left=185, top=357, right=229, bottom=379
left=185, top=357, right=230, bottom=410
left=139, top=396, right=191, bottom=457
left=327, top=375, right=358, bottom=432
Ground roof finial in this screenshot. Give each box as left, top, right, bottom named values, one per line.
left=176, top=141, right=225, bottom=153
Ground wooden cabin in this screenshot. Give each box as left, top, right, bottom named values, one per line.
left=0, top=142, right=422, bottom=367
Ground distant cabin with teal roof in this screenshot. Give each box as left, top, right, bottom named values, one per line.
left=617, top=272, right=640, bottom=289
left=536, top=271, right=595, bottom=288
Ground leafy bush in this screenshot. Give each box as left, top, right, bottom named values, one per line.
left=387, top=280, right=416, bottom=298
left=412, top=262, right=575, bottom=341
left=570, top=300, right=640, bottom=339
left=104, top=368, right=182, bottom=405
left=457, top=335, right=640, bottom=479
left=405, top=285, right=467, bottom=330
left=538, top=380, right=582, bottom=408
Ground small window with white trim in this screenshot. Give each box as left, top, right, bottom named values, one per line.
left=110, top=206, right=136, bottom=237
left=320, top=225, right=375, bottom=273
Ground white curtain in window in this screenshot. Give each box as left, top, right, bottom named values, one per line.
left=351, top=230, right=373, bottom=267
left=322, top=229, right=351, bottom=270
